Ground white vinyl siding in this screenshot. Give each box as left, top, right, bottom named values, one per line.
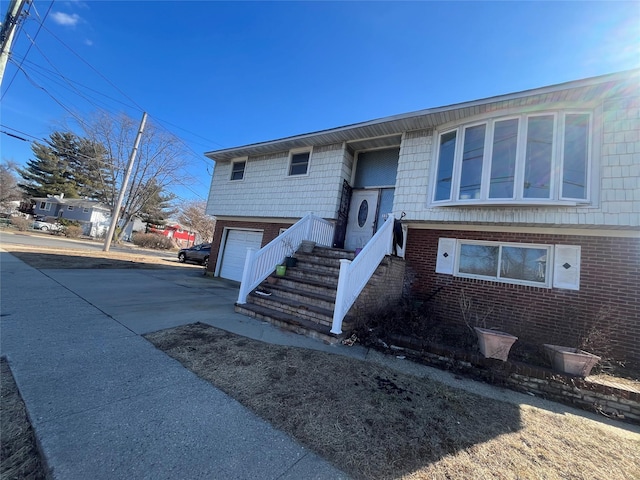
left=207, top=144, right=344, bottom=219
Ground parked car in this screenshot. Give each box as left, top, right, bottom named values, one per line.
left=32, top=220, right=62, bottom=232
left=178, top=243, right=211, bottom=266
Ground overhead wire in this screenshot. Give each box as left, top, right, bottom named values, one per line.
left=1, top=0, right=53, bottom=101
left=4, top=2, right=219, bottom=200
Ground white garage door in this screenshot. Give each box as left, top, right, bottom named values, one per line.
left=219, top=230, right=263, bottom=281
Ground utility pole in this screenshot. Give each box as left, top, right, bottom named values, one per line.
left=0, top=0, right=26, bottom=86
left=103, top=112, right=148, bottom=252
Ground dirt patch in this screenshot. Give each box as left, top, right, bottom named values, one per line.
left=146, top=323, right=640, bottom=480
left=3, top=245, right=183, bottom=270
left=0, top=358, right=47, bottom=480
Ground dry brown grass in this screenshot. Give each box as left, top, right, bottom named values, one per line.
left=0, top=358, right=47, bottom=480
left=3, top=244, right=180, bottom=270
left=146, top=323, right=640, bottom=480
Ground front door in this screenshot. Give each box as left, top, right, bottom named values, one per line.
left=344, top=189, right=379, bottom=251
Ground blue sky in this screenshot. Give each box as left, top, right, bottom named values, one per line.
left=1, top=0, right=638, bottom=202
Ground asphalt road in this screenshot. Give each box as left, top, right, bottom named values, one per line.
left=0, top=228, right=174, bottom=259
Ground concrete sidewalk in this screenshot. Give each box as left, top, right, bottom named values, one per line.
left=0, top=252, right=350, bottom=479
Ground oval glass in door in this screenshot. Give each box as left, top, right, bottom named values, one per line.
left=357, top=200, right=368, bottom=227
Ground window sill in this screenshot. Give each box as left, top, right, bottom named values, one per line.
left=430, top=199, right=588, bottom=208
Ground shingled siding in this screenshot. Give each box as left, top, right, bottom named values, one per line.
left=404, top=229, right=640, bottom=369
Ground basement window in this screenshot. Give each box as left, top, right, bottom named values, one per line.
left=435, top=238, right=581, bottom=290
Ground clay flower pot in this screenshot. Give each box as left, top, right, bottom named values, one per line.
left=543, top=344, right=600, bottom=377
left=474, top=327, right=518, bottom=361
left=300, top=240, right=316, bottom=253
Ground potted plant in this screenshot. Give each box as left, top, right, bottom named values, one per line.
left=281, top=237, right=297, bottom=267
left=300, top=240, right=316, bottom=254
left=460, top=290, right=517, bottom=361
left=474, top=327, right=519, bottom=362
left=543, top=344, right=600, bottom=377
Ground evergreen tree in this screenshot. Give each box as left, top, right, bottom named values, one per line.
left=128, top=179, right=177, bottom=228
left=17, top=132, right=111, bottom=200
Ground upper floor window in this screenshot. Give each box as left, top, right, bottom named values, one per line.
left=288, top=150, right=310, bottom=176
left=39, top=201, right=51, bottom=211
left=67, top=205, right=74, bottom=211
left=230, top=160, right=246, bottom=181
left=83, top=208, right=90, bottom=213
left=432, top=111, right=592, bottom=205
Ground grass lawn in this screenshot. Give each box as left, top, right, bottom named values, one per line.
left=146, top=323, right=640, bottom=480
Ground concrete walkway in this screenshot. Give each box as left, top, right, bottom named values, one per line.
left=0, top=252, right=351, bottom=479
left=2, top=250, right=638, bottom=479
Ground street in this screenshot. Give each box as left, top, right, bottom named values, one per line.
left=0, top=229, right=174, bottom=259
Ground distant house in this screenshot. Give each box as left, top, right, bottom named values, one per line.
left=204, top=70, right=639, bottom=368
left=148, top=223, right=196, bottom=247
left=32, top=195, right=111, bottom=237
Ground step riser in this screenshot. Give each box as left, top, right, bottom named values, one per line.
left=294, top=262, right=341, bottom=276
left=248, top=296, right=333, bottom=327
left=301, top=248, right=355, bottom=261
left=268, top=278, right=336, bottom=297
left=265, top=289, right=335, bottom=311
left=285, top=270, right=338, bottom=287
left=235, top=305, right=339, bottom=344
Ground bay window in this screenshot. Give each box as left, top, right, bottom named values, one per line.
left=432, top=111, right=592, bottom=205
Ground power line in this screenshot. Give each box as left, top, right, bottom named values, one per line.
left=1, top=0, right=53, bottom=100
left=3, top=5, right=217, bottom=200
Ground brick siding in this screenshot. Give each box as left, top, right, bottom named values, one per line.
left=404, top=229, right=640, bottom=368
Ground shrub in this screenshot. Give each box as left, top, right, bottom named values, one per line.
left=64, top=225, right=83, bottom=238
left=10, top=217, right=31, bottom=231
left=131, top=232, right=175, bottom=250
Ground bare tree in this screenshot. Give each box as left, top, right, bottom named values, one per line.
left=81, top=111, right=190, bottom=241
left=177, top=200, right=216, bottom=243
left=0, top=160, right=25, bottom=213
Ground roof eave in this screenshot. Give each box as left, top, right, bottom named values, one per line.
left=205, top=69, right=639, bottom=163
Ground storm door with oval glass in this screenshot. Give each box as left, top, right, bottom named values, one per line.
left=344, top=190, right=380, bottom=251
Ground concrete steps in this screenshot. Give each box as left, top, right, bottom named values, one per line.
left=234, top=246, right=356, bottom=343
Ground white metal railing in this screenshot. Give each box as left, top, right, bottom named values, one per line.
left=330, top=214, right=395, bottom=334
left=237, top=213, right=334, bottom=304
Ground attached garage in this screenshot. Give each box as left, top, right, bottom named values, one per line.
left=218, top=229, right=264, bottom=281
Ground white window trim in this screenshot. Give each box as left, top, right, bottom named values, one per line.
left=286, top=147, right=312, bottom=177
left=437, top=238, right=581, bottom=290
left=429, top=110, right=593, bottom=207
left=229, top=157, right=248, bottom=182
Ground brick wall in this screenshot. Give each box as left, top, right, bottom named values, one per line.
left=404, top=228, right=640, bottom=368
left=352, top=256, right=406, bottom=322
left=387, top=334, right=640, bottom=425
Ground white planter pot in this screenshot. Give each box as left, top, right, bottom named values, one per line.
left=543, top=344, right=600, bottom=377
left=300, top=240, right=316, bottom=253
left=474, top=327, right=518, bottom=361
